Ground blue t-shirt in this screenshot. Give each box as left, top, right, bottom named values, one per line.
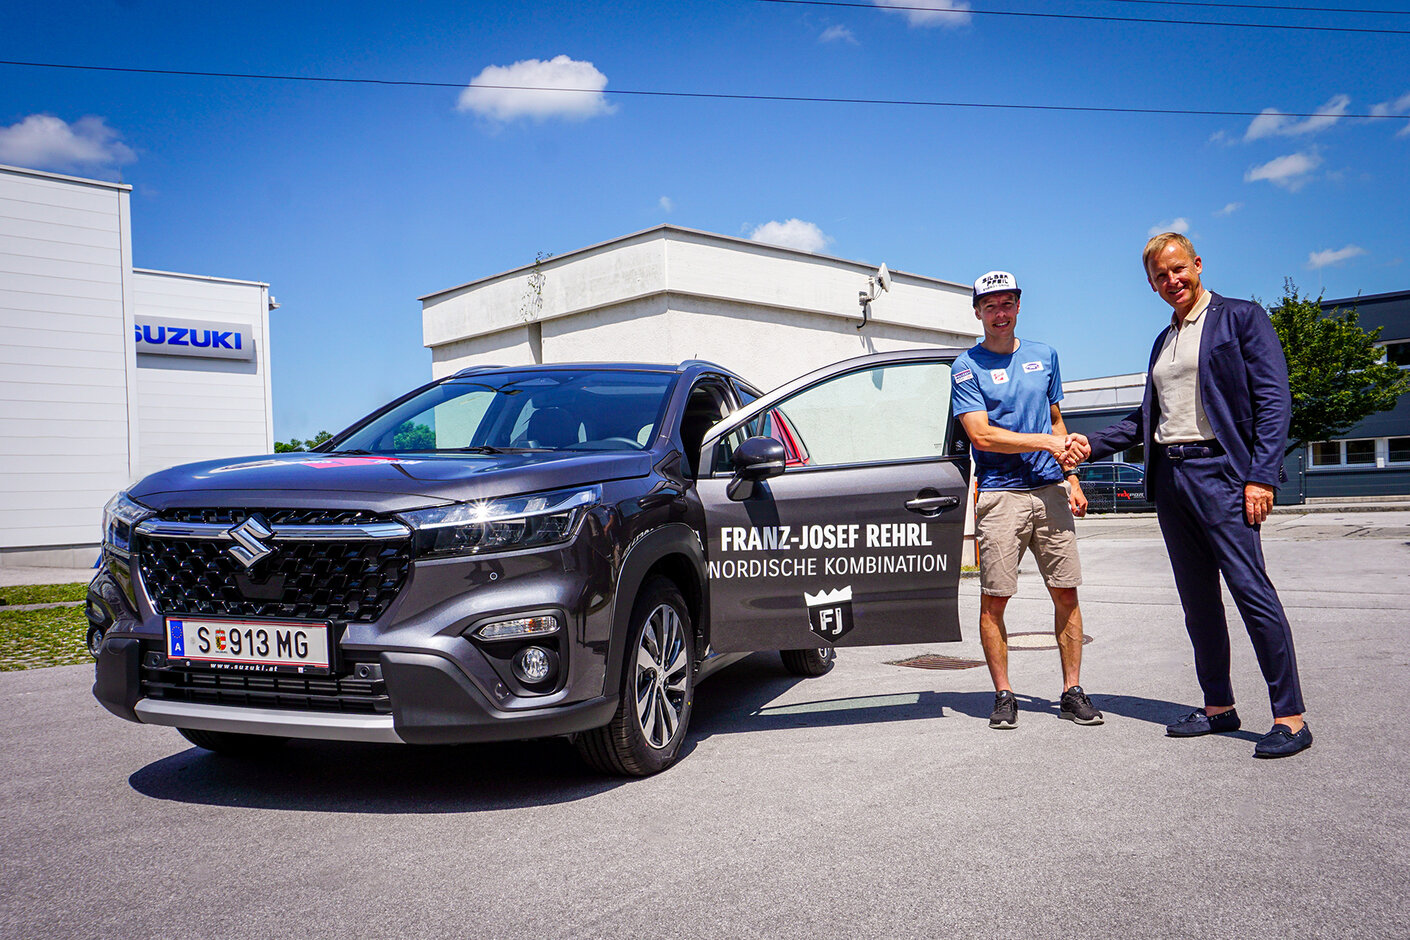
left=951, top=339, right=1066, bottom=491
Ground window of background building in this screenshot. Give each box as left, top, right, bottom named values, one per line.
left=1382, top=341, right=1410, bottom=367
left=1346, top=439, right=1377, bottom=465
left=1390, top=437, right=1410, bottom=464
left=1310, top=441, right=1342, bottom=467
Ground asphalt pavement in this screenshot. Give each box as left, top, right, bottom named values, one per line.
left=2, top=514, right=1408, bottom=939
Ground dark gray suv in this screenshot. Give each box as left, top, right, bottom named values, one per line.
left=91, top=351, right=971, bottom=775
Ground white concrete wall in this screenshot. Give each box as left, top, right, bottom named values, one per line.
left=132, top=270, right=274, bottom=478
left=0, top=165, right=135, bottom=551
left=424, top=226, right=978, bottom=392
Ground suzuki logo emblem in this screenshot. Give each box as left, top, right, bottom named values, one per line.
left=227, top=515, right=275, bottom=568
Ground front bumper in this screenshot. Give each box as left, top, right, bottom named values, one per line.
left=90, top=510, right=622, bottom=745
left=95, top=636, right=619, bottom=744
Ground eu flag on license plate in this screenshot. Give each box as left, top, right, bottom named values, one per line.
left=170, top=621, right=185, bottom=656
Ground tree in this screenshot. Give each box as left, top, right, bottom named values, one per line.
left=273, top=430, right=334, bottom=453
left=1268, top=280, right=1410, bottom=455
left=392, top=421, right=435, bottom=450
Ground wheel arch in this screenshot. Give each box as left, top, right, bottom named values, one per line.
left=603, top=524, right=709, bottom=696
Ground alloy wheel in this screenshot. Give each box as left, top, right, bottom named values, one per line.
left=634, top=603, right=689, bottom=749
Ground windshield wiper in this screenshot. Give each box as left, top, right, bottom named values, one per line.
left=447, top=445, right=553, bottom=454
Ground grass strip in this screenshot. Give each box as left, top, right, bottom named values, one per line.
left=0, top=605, right=90, bottom=671
left=0, top=582, right=88, bottom=606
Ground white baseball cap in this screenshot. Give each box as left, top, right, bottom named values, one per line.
left=973, top=270, right=1021, bottom=303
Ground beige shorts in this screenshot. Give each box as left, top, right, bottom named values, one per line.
left=975, top=483, right=1083, bottom=597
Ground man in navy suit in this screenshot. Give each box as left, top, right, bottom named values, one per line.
left=1070, top=233, right=1311, bottom=758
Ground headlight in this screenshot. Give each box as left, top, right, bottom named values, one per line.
left=397, top=486, right=599, bottom=558
left=102, top=492, right=155, bottom=558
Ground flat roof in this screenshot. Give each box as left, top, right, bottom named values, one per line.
left=0, top=161, right=132, bottom=192
left=134, top=267, right=270, bottom=289
left=1320, top=289, right=1410, bottom=306
left=419, top=223, right=968, bottom=302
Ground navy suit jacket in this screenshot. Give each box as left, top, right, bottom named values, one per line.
left=1087, top=292, right=1291, bottom=491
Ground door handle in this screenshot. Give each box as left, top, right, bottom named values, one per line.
left=905, top=495, right=960, bottom=514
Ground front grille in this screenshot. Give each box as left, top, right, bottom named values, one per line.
left=141, top=658, right=390, bottom=714
left=159, top=507, right=386, bottom=526
left=138, top=537, right=411, bottom=622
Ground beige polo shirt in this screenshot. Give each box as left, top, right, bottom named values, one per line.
left=1152, top=290, right=1216, bottom=444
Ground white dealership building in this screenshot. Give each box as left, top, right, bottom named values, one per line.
left=0, top=163, right=276, bottom=567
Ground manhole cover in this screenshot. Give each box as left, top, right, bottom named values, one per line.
left=1007, top=632, right=1094, bottom=651
left=887, top=654, right=987, bottom=670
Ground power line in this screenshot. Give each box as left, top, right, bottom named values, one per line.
left=1101, top=0, right=1410, bottom=15
left=4, top=59, right=1408, bottom=123
left=753, top=0, right=1410, bottom=34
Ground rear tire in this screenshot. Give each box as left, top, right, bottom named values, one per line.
left=780, top=647, right=836, bottom=676
left=575, top=577, right=695, bottom=776
left=177, top=727, right=288, bottom=757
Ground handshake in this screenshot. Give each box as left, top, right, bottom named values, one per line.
left=1051, top=432, right=1090, bottom=471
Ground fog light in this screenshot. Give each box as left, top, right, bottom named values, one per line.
left=475, top=615, right=560, bottom=641
left=513, top=646, right=555, bottom=685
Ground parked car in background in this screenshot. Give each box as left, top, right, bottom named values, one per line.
left=1075, top=462, right=1152, bottom=513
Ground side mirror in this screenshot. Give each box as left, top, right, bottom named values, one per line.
left=727, top=436, right=786, bottom=501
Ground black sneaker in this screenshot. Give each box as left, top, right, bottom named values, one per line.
left=989, top=690, right=1018, bottom=729
left=1059, top=685, right=1104, bottom=725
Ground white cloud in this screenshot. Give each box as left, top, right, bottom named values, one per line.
left=872, top=0, right=972, bottom=28
left=1307, top=245, right=1366, bottom=270
left=0, top=114, right=135, bottom=171
left=1372, top=92, right=1410, bottom=138
left=456, top=55, right=615, bottom=122
left=1214, top=202, right=1242, bottom=217
left=820, top=24, right=859, bottom=44
left=1148, top=218, right=1190, bottom=237
left=1370, top=91, right=1410, bottom=118
left=748, top=219, right=832, bottom=253
left=1245, top=151, right=1322, bottom=191
left=1243, top=94, right=1350, bottom=141
left=658, top=196, right=674, bottom=213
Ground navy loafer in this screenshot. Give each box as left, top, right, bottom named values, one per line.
left=1254, top=722, right=1313, bottom=758
left=1165, top=707, right=1241, bottom=737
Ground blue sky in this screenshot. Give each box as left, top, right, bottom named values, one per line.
left=4, top=0, right=1407, bottom=440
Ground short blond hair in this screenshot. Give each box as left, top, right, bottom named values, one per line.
left=1143, top=232, right=1197, bottom=274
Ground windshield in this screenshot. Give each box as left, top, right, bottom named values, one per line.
left=331, top=369, right=677, bottom=454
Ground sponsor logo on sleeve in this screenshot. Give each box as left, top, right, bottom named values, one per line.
left=1023, top=360, right=1044, bottom=373
left=954, top=368, right=974, bottom=383
left=991, top=369, right=1010, bottom=384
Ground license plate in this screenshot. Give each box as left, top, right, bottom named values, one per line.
left=165, top=617, right=332, bottom=674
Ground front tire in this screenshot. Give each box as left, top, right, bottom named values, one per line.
left=575, top=577, right=695, bottom=776
left=780, top=647, right=836, bottom=676
left=177, top=727, right=288, bottom=758
left=85, top=624, right=105, bottom=659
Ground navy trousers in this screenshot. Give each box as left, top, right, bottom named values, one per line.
left=1151, top=451, right=1305, bottom=717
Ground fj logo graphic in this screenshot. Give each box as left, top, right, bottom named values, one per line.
left=804, top=586, right=855, bottom=643
left=1022, top=361, right=1044, bottom=373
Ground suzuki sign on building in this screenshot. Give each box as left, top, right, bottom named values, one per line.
left=134, top=316, right=254, bottom=360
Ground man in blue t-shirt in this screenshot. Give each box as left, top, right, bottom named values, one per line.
left=952, top=270, right=1102, bottom=731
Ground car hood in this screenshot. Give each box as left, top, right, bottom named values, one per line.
left=128, top=450, right=656, bottom=513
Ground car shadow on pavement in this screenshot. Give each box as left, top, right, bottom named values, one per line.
left=128, top=736, right=626, bottom=813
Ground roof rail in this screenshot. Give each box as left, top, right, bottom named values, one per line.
left=451, top=364, right=504, bottom=377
